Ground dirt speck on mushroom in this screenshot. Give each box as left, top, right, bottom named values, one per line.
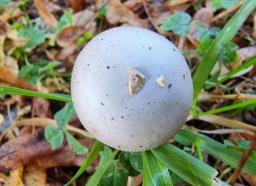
left=156, top=75, right=167, bottom=88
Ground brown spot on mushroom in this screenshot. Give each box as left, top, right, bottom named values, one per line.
left=128, top=67, right=146, bottom=96
left=183, top=74, right=185, bottom=79
left=156, top=75, right=166, bottom=88
left=106, top=66, right=110, bottom=69
left=100, top=103, right=104, bottom=106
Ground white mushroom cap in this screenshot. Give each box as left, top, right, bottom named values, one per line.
left=71, top=26, right=193, bottom=152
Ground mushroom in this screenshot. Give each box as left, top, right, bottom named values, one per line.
left=71, top=26, right=193, bottom=152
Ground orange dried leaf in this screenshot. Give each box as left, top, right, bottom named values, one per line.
left=107, top=0, right=148, bottom=27
left=33, top=0, right=58, bottom=28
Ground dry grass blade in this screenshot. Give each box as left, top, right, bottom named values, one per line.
left=198, top=93, right=256, bottom=101
left=192, top=115, right=256, bottom=133
left=211, top=0, right=245, bottom=23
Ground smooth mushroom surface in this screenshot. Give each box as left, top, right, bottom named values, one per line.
left=71, top=26, right=193, bottom=152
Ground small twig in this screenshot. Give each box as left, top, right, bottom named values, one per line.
left=189, top=114, right=256, bottom=133
left=194, top=128, right=254, bottom=135
left=211, top=0, right=244, bottom=23
left=1, top=117, right=92, bottom=141
left=228, top=134, right=256, bottom=184
left=198, top=93, right=256, bottom=101
left=178, top=36, right=186, bottom=50
left=166, top=0, right=191, bottom=7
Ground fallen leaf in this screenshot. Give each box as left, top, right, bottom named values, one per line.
left=193, top=7, right=214, bottom=25
left=107, top=0, right=148, bottom=27
left=56, top=26, right=84, bottom=47
left=34, top=143, right=86, bottom=168
left=237, top=47, right=256, bottom=60
left=32, top=98, right=50, bottom=117
left=124, top=0, right=143, bottom=10
left=6, top=167, right=24, bottom=186
left=68, top=0, right=85, bottom=12
left=33, top=0, right=58, bottom=28
left=0, top=66, right=36, bottom=90
left=72, top=9, right=96, bottom=33
left=0, top=129, right=52, bottom=172
left=23, top=164, right=47, bottom=186
left=242, top=173, right=256, bottom=185
left=0, top=107, right=17, bottom=133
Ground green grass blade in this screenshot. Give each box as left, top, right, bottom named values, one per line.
left=174, top=128, right=256, bottom=175
left=217, top=55, right=256, bottom=84
left=86, top=150, right=119, bottom=186
left=198, top=98, right=256, bottom=116
left=193, top=0, right=256, bottom=100
left=64, top=141, right=104, bottom=186
left=152, top=144, right=219, bottom=186
left=0, top=85, right=71, bottom=102
left=142, top=151, right=173, bottom=186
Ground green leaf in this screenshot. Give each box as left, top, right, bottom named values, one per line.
left=18, top=26, right=45, bottom=50
left=129, top=152, right=143, bottom=172
left=64, top=141, right=104, bottom=186
left=118, top=152, right=141, bottom=176
left=44, top=125, right=64, bottom=150
left=174, top=128, right=256, bottom=175
left=160, top=12, right=191, bottom=36
left=197, top=39, right=238, bottom=64
left=152, top=144, right=219, bottom=186
left=142, top=151, right=173, bottom=186
left=0, top=0, right=13, bottom=6
left=212, top=0, right=240, bottom=9
left=54, top=102, right=75, bottom=128
left=86, top=150, right=119, bottom=186
left=193, top=0, right=256, bottom=100
left=19, top=59, right=59, bottom=84
left=97, top=3, right=108, bottom=18
left=99, top=160, right=128, bottom=186
left=0, top=85, right=71, bottom=102
left=55, top=9, right=73, bottom=32
left=65, top=131, right=88, bottom=155
left=191, top=21, right=220, bottom=41
left=219, top=42, right=238, bottom=63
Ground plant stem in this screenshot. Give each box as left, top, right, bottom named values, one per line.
left=64, top=141, right=104, bottom=186
left=0, top=85, right=71, bottom=102
left=228, top=134, right=256, bottom=184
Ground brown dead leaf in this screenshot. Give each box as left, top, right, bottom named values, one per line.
left=6, top=167, right=24, bottom=186
left=242, top=173, right=256, bottom=185
left=193, top=7, right=214, bottom=25
left=0, top=130, right=52, bottom=172
left=32, top=98, right=50, bottom=117
left=107, top=0, right=148, bottom=27
left=34, top=143, right=85, bottom=168
left=56, top=26, right=84, bottom=47
left=0, top=7, right=23, bottom=22
left=23, top=164, right=46, bottom=186
left=238, top=47, right=256, bottom=60
left=0, top=66, right=35, bottom=90
left=33, top=0, right=58, bottom=28
left=73, top=9, right=96, bottom=33
left=68, top=0, right=86, bottom=12
left=124, top=0, right=143, bottom=11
